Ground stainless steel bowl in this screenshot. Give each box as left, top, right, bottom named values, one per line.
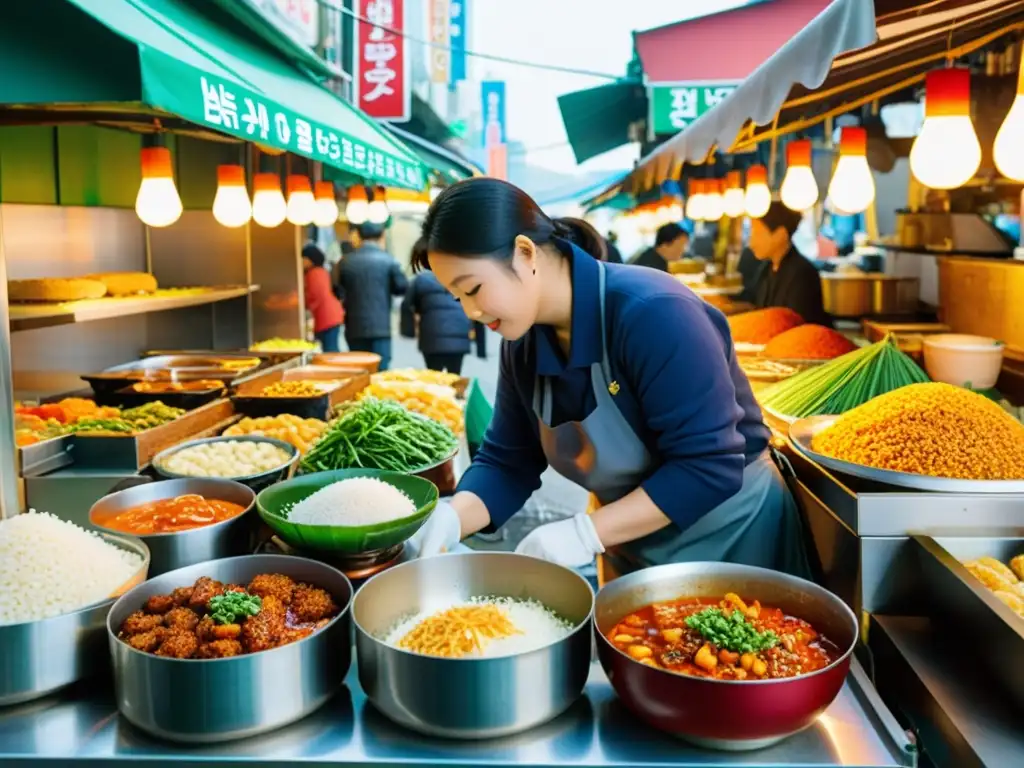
left=352, top=552, right=594, bottom=739
left=106, top=554, right=352, bottom=743
left=89, top=478, right=257, bottom=577
left=0, top=534, right=150, bottom=707
left=152, top=435, right=299, bottom=493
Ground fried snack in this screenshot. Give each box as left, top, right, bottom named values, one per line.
left=974, top=557, right=1019, bottom=585
left=83, top=272, right=158, bottom=296
left=164, top=607, right=200, bottom=632
left=247, top=573, right=295, bottom=604
left=196, top=640, right=244, bottom=659
left=188, top=576, right=225, bottom=611
left=127, top=629, right=167, bottom=652
left=1010, top=555, right=1024, bottom=582
left=992, top=590, right=1024, bottom=618
left=144, top=594, right=175, bottom=615
left=964, top=560, right=1018, bottom=592
left=121, top=611, right=164, bottom=635
left=291, top=584, right=338, bottom=623
left=261, top=380, right=327, bottom=398
left=8, top=278, right=107, bottom=302
left=156, top=630, right=199, bottom=659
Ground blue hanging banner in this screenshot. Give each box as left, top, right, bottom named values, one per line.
left=449, top=0, right=467, bottom=87
left=481, top=80, right=506, bottom=148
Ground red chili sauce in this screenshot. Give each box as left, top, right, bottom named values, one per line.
left=605, top=594, right=841, bottom=680
left=103, top=494, right=246, bottom=535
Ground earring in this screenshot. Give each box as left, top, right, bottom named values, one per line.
left=532, top=268, right=536, bottom=274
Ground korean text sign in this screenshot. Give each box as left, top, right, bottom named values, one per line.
left=355, top=0, right=411, bottom=121
left=649, top=83, right=738, bottom=135
left=429, top=0, right=450, bottom=84
left=481, top=80, right=506, bottom=148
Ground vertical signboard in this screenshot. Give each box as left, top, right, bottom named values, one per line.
left=481, top=80, right=506, bottom=148
left=354, top=0, right=411, bottom=121
left=449, top=0, right=467, bottom=87
left=481, top=81, right=507, bottom=180
left=429, top=0, right=450, bottom=84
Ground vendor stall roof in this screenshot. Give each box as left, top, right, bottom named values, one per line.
left=378, top=125, right=484, bottom=183
left=633, top=0, right=834, bottom=84
left=596, top=0, right=1024, bottom=198
left=0, top=0, right=426, bottom=190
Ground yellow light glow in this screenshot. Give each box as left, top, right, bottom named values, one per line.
left=909, top=68, right=981, bottom=190
left=685, top=180, right=705, bottom=221
left=212, top=165, right=251, bottom=228
left=780, top=140, right=818, bottom=212
left=135, top=147, right=182, bottom=228
left=828, top=127, right=875, bottom=215
left=285, top=175, right=316, bottom=226
left=252, top=173, right=287, bottom=228
left=702, top=181, right=724, bottom=222
left=744, top=166, right=771, bottom=219
left=312, top=181, right=340, bottom=226
left=994, top=95, right=1024, bottom=181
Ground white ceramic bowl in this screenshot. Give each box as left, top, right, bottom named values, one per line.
left=923, top=334, right=1004, bottom=390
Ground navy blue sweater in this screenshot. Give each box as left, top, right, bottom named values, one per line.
left=457, top=243, right=769, bottom=531
left=400, top=272, right=472, bottom=356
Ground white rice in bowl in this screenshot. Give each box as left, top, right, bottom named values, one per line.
left=0, top=511, right=144, bottom=625
left=287, top=477, right=416, bottom=527
left=382, top=596, right=574, bottom=658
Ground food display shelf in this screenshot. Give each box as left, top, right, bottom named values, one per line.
left=0, top=658, right=914, bottom=768
left=868, top=615, right=1024, bottom=768
left=8, top=286, right=260, bottom=333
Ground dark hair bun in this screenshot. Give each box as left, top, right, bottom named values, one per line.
left=553, top=217, right=607, bottom=261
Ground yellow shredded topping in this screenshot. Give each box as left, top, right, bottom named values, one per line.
left=398, top=604, right=522, bottom=658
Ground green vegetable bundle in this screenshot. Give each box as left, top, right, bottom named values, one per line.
left=301, top=397, right=458, bottom=474
left=759, top=335, right=929, bottom=419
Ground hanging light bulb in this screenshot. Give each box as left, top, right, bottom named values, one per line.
left=722, top=171, right=746, bottom=218
left=367, top=186, right=390, bottom=224
left=995, top=60, right=1024, bottom=181
left=780, top=139, right=819, bottom=212
left=909, top=68, right=981, bottom=190
left=828, top=126, right=876, bottom=214
left=211, top=165, right=251, bottom=228
left=345, top=185, right=369, bottom=224
left=135, top=146, right=182, bottom=228
left=285, top=175, right=316, bottom=226
left=251, top=173, right=287, bottom=228
left=666, top=200, right=684, bottom=222
left=744, top=165, right=771, bottom=218
left=702, top=179, right=724, bottom=222
left=312, top=181, right=340, bottom=227
left=685, top=179, right=705, bottom=221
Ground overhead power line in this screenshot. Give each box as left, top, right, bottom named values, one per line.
left=317, top=0, right=622, bottom=80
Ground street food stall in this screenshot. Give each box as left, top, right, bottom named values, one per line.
left=591, top=0, right=1024, bottom=764
left=0, top=2, right=1021, bottom=767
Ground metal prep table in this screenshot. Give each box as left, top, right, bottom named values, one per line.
left=0, top=659, right=914, bottom=768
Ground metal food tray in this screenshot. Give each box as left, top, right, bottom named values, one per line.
left=17, top=434, right=74, bottom=477
left=83, top=355, right=264, bottom=395
left=789, top=415, right=1024, bottom=494
left=911, top=534, right=1024, bottom=713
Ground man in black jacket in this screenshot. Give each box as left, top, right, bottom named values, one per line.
left=334, top=223, right=408, bottom=370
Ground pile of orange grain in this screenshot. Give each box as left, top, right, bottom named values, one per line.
left=811, top=383, right=1024, bottom=480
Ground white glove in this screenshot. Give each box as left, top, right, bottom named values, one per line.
left=514, top=513, right=605, bottom=568
left=406, top=499, right=462, bottom=558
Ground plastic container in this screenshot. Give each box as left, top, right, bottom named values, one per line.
left=923, top=334, right=1005, bottom=390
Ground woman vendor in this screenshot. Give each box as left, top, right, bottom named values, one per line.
left=407, top=178, right=806, bottom=577
left=749, top=202, right=831, bottom=327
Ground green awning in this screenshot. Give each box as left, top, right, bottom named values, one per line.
left=11, top=0, right=426, bottom=190
left=557, top=78, right=647, bottom=165
left=382, top=125, right=482, bottom=182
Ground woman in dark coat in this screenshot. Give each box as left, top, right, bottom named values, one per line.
left=401, top=239, right=472, bottom=373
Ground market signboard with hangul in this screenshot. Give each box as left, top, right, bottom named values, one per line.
left=189, top=74, right=422, bottom=189
left=648, top=82, right=739, bottom=136
left=354, top=0, right=412, bottom=122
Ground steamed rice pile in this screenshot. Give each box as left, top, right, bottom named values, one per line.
left=0, top=511, right=144, bottom=625
left=288, top=477, right=416, bottom=527
left=383, top=596, right=573, bottom=658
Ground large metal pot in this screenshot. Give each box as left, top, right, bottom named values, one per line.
left=353, top=552, right=594, bottom=739
left=89, top=478, right=257, bottom=576
left=0, top=534, right=149, bottom=707
left=594, top=562, right=858, bottom=751
left=820, top=274, right=919, bottom=317
left=106, top=554, right=352, bottom=743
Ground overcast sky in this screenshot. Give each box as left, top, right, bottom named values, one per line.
left=468, top=0, right=752, bottom=173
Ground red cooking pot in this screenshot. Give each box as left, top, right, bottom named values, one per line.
left=594, top=562, right=857, bottom=751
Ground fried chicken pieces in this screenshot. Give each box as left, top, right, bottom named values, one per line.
left=118, top=573, right=338, bottom=659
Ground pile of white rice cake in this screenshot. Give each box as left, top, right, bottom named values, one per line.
left=0, top=511, right=144, bottom=625
left=288, top=477, right=416, bottom=527
left=383, top=596, right=574, bottom=658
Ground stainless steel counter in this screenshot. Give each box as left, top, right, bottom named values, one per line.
left=0, top=659, right=913, bottom=767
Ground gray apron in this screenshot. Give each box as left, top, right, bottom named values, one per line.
left=531, top=262, right=808, bottom=577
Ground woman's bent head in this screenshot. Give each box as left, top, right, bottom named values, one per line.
left=417, top=178, right=601, bottom=340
